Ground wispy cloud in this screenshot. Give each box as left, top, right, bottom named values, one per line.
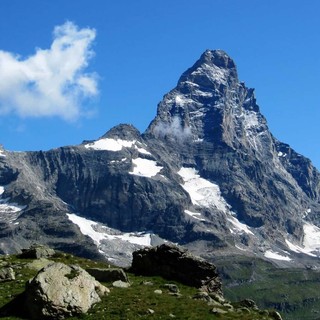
left=153, top=116, right=192, bottom=142
left=0, top=21, right=98, bottom=120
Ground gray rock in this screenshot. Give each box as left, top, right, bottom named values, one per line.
left=141, top=280, right=154, bottom=286
left=269, top=310, right=283, bottom=320
left=211, top=307, right=228, bottom=315
left=24, top=262, right=109, bottom=319
left=193, top=291, right=213, bottom=303
left=0, top=267, right=15, bottom=282
left=86, top=267, right=128, bottom=283
left=162, top=283, right=179, bottom=293
left=19, top=244, right=55, bottom=259
left=26, top=258, right=53, bottom=271
left=238, top=298, right=259, bottom=310
left=130, top=244, right=222, bottom=296
left=112, top=280, right=130, bottom=288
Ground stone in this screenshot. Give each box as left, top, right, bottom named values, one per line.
left=0, top=267, right=15, bottom=282
left=154, top=289, right=162, bottom=294
left=141, top=280, right=154, bottom=286
left=24, top=262, right=109, bottom=319
left=239, top=307, right=251, bottom=314
left=162, top=283, right=179, bottom=293
left=193, top=291, right=213, bottom=303
left=19, top=244, right=55, bottom=259
left=211, top=307, right=228, bottom=315
left=86, top=267, right=128, bottom=283
left=209, top=293, right=225, bottom=304
left=269, top=310, right=283, bottom=320
left=238, top=298, right=259, bottom=310
left=223, top=303, right=234, bottom=310
left=26, top=258, right=53, bottom=271
left=112, top=280, right=130, bottom=288
left=130, top=244, right=222, bottom=296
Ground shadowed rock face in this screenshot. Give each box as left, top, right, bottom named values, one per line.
left=0, top=50, right=319, bottom=266
left=130, top=244, right=222, bottom=296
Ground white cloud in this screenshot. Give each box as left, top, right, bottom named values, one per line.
left=153, top=116, right=192, bottom=141
left=0, top=21, right=98, bottom=120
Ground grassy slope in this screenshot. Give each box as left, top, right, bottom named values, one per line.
left=0, top=252, right=279, bottom=320
left=215, top=255, right=320, bottom=320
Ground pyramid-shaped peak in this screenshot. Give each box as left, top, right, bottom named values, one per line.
left=200, top=49, right=236, bottom=69
left=177, top=49, right=238, bottom=89
left=101, top=124, right=141, bottom=141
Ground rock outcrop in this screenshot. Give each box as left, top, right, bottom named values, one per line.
left=130, top=244, right=222, bottom=295
left=86, top=267, right=128, bottom=283
left=19, top=244, right=56, bottom=259
left=24, top=262, right=109, bottom=319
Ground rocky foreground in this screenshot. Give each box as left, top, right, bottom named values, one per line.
left=0, top=244, right=282, bottom=319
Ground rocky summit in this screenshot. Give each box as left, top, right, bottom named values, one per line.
left=0, top=49, right=319, bottom=268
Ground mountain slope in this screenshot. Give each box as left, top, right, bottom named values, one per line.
left=0, top=50, right=319, bottom=269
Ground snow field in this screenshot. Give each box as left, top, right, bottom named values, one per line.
left=264, top=250, right=292, bottom=261
left=85, top=138, right=136, bottom=151
left=67, top=213, right=153, bottom=247
left=129, top=158, right=162, bottom=178
left=177, top=167, right=229, bottom=212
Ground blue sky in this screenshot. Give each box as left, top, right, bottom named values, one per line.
left=0, top=0, right=319, bottom=169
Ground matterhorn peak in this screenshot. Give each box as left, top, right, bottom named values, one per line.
left=177, top=49, right=238, bottom=90
left=199, top=49, right=236, bottom=69
left=146, top=49, right=261, bottom=146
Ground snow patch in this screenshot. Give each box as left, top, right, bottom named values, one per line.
left=135, top=146, right=151, bottom=155
left=129, top=158, right=162, bottom=178
left=227, top=216, right=254, bottom=235
left=110, top=158, right=127, bottom=164
left=175, top=95, right=194, bottom=106
left=67, top=213, right=153, bottom=247
left=235, top=245, right=247, bottom=251
left=85, top=138, right=136, bottom=151
left=189, top=108, right=205, bottom=119
left=0, top=150, right=5, bottom=157
left=303, top=223, right=320, bottom=254
left=285, top=222, right=320, bottom=258
left=264, top=250, right=292, bottom=261
left=184, top=210, right=205, bottom=221
left=302, top=208, right=311, bottom=218
left=278, top=151, right=287, bottom=158
left=0, top=185, right=26, bottom=223
left=177, top=167, right=229, bottom=212
left=243, top=110, right=259, bottom=129
left=285, top=239, right=317, bottom=257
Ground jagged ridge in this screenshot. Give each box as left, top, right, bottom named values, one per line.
left=0, top=50, right=319, bottom=270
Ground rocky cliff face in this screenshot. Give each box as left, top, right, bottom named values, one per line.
left=0, top=50, right=319, bottom=267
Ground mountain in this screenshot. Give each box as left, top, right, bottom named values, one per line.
left=0, top=49, right=320, bottom=269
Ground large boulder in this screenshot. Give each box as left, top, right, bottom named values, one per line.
left=19, top=244, right=56, bottom=259
left=130, top=244, right=222, bottom=296
left=24, top=262, right=109, bottom=319
left=86, top=267, right=128, bottom=283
